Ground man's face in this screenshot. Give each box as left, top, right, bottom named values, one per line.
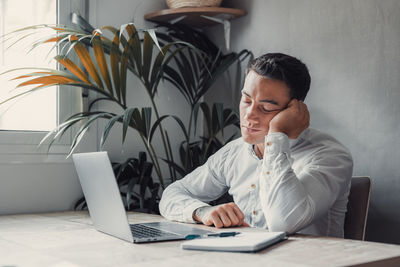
left=240, top=70, right=291, bottom=144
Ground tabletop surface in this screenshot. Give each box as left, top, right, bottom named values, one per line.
left=0, top=211, right=399, bottom=267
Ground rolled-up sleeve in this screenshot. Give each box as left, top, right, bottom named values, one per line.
left=159, top=144, right=231, bottom=223
left=259, top=132, right=353, bottom=234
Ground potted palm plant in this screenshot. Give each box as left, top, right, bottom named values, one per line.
left=1, top=13, right=252, bottom=211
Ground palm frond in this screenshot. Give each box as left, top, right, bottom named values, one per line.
left=92, top=33, right=113, bottom=95
left=101, top=114, right=123, bottom=149
left=55, top=56, right=91, bottom=84
left=69, top=35, right=104, bottom=89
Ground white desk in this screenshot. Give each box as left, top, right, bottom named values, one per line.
left=0, top=211, right=399, bottom=267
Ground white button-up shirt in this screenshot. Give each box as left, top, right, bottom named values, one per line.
left=159, top=128, right=353, bottom=237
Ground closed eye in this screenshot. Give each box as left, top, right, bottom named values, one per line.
left=260, top=106, right=283, bottom=114
left=260, top=107, right=274, bottom=113
left=241, top=96, right=252, bottom=104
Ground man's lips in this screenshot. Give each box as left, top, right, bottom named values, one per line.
left=242, top=125, right=261, bottom=133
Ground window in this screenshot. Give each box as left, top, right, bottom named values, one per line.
left=0, top=0, right=57, bottom=131
left=0, top=0, right=86, bottom=152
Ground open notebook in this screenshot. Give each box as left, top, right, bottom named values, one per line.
left=181, top=231, right=287, bottom=252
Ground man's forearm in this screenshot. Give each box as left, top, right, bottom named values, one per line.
left=259, top=133, right=314, bottom=233
left=159, top=180, right=211, bottom=223
left=259, top=132, right=352, bottom=234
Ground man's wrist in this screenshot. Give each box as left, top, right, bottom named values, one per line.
left=264, top=132, right=290, bottom=154
left=192, top=206, right=209, bottom=222
left=268, top=125, right=286, bottom=135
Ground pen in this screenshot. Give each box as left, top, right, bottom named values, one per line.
left=185, top=231, right=241, bottom=240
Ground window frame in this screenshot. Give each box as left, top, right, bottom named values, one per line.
left=0, top=0, right=91, bottom=160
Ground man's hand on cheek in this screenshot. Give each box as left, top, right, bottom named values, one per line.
left=268, top=99, right=310, bottom=139
left=193, top=202, right=249, bottom=228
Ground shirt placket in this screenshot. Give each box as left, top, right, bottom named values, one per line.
left=247, top=160, right=263, bottom=226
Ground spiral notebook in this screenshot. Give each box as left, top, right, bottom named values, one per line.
left=181, top=231, right=287, bottom=252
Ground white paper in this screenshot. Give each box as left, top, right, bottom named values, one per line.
left=181, top=232, right=286, bottom=252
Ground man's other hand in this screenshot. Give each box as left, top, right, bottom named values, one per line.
left=193, top=202, right=250, bottom=228
left=269, top=99, right=310, bottom=139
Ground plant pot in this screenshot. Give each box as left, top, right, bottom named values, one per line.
left=165, top=0, right=223, bottom=9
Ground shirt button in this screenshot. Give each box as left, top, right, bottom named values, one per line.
left=253, top=210, right=258, bottom=215
left=266, top=141, right=272, bottom=146
left=251, top=184, right=256, bottom=189
left=266, top=171, right=270, bottom=175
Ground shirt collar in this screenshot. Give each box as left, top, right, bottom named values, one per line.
left=249, top=144, right=260, bottom=160
left=289, top=128, right=309, bottom=149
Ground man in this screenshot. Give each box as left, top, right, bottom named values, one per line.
left=159, top=53, right=353, bottom=237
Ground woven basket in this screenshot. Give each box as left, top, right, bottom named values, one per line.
left=166, top=0, right=222, bottom=9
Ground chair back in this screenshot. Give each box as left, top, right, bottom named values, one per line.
left=344, top=176, right=371, bottom=240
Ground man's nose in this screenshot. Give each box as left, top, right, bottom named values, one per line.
left=244, top=105, right=258, bottom=123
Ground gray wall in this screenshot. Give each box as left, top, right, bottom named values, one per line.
left=206, top=0, right=400, bottom=244
left=88, top=0, right=194, bottom=185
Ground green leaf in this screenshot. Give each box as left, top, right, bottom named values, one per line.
left=199, top=102, right=212, bottom=137
left=141, top=107, right=152, bottom=139
left=126, top=177, right=139, bottom=210
left=226, top=132, right=238, bottom=143
left=71, top=12, right=95, bottom=33
left=68, top=113, right=112, bottom=158
left=175, top=50, right=196, bottom=97
left=38, top=116, right=82, bottom=148
left=5, top=32, right=37, bottom=50
left=132, top=108, right=144, bottom=134
left=164, top=130, right=175, bottom=182
left=161, top=158, right=187, bottom=177
left=101, top=25, right=128, bottom=48
left=0, top=83, right=56, bottom=105
left=110, top=33, right=121, bottom=102
left=126, top=24, right=142, bottom=77
left=122, top=108, right=137, bottom=144
left=74, top=196, right=87, bottom=210
left=163, top=66, right=190, bottom=102
left=148, top=115, right=169, bottom=144
left=142, top=31, right=154, bottom=85
left=192, top=102, right=201, bottom=136
left=170, top=115, right=189, bottom=141
left=139, top=162, right=152, bottom=196
left=149, top=43, right=173, bottom=92
left=146, top=29, right=162, bottom=53
left=212, top=103, right=224, bottom=135
left=153, top=43, right=202, bottom=99
left=147, top=115, right=188, bottom=144
left=88, top=97, right=116, bottom=111
left=100, top=114, right=123, bottom=149
left=120, top=45, right=128, bottom=106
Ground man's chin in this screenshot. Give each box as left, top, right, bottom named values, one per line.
left=241, top=133, right=265, bottom=145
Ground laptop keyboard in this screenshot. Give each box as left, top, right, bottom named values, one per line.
left=130, top=224, right=180, bottom=238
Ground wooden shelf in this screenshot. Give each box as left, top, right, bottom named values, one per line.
left=144, top=7, right=246, bottom=28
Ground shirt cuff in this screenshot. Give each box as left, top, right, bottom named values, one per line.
left=183, top=202, right=211, bottom=223
left=264, top=132, right=290, bottom=155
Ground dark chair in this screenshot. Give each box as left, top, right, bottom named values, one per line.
left=344, top=176, right=371, bottom=240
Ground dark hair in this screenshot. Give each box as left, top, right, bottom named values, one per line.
left=246, top=53, right=311, bottom=101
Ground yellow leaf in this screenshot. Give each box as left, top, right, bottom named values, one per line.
left=92, top=34, right=113, bottom=95
left=17, top=75, right=77, bottom=87
left=70, top=35, right=104, bottom=89
left=56, top=56, right=91, bottom=84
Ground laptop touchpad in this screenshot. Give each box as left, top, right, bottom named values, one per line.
left=144, top=222, right=216, bottom=235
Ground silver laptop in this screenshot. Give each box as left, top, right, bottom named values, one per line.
left=72, top=151, right=215, bottom=243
